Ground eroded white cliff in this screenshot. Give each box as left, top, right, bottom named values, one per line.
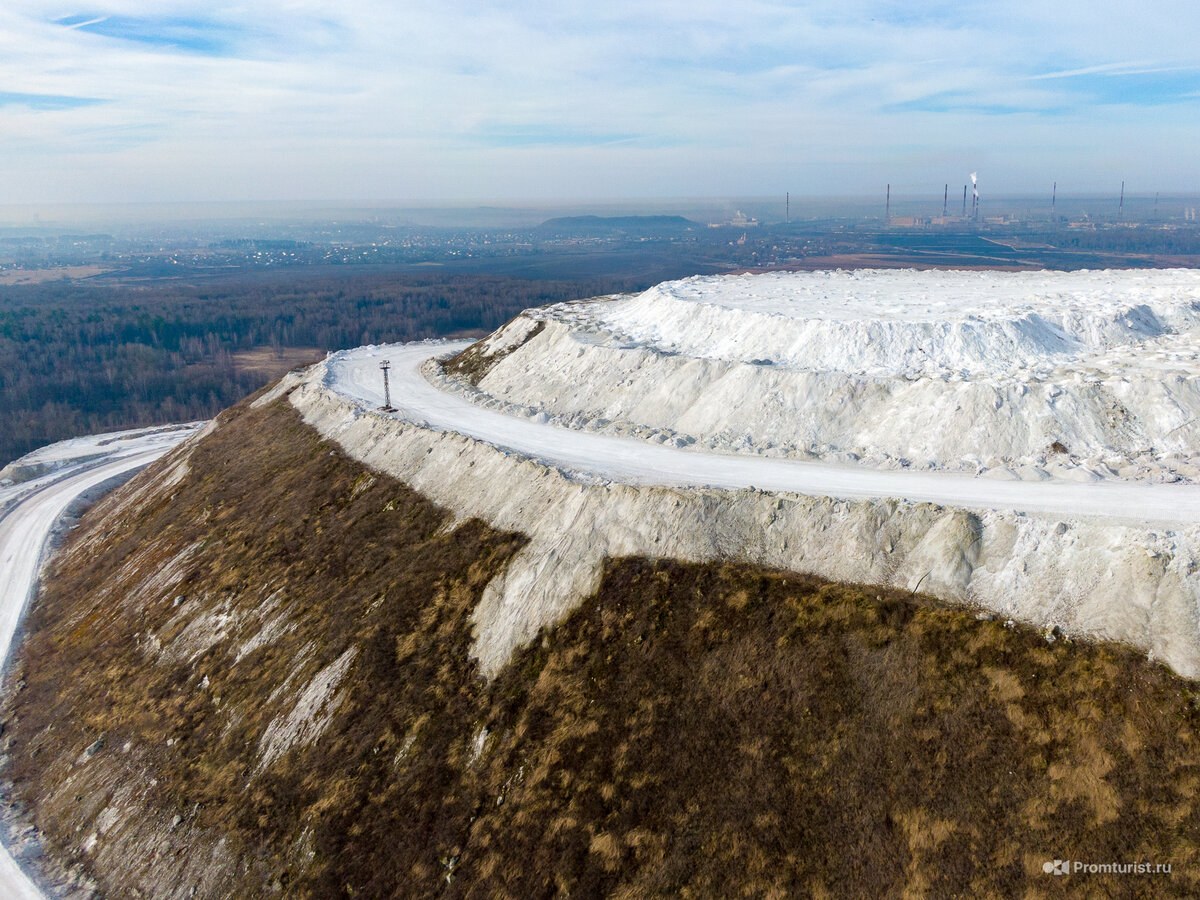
left=290, top=366, right=1200, bottom=678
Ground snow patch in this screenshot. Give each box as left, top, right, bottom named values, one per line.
left=251, top=368, right=311, bottom=408
left=162, top=598, right=240, bottom=665
left=234, top=590, right=296, bottom=663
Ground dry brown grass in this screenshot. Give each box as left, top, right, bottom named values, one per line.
left=0, top=265, right=110, bottom=284
left=3, top=394, right=523, bottom=896
left=230, top=346, right=323, bottom=376
left=3, top=397, right=1200, bottom=898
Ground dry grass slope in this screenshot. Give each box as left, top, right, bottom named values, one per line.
left=2, top=395, right=1199, bottom=898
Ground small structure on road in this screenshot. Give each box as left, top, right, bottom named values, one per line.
left=379, top=360, right=396, bottom=412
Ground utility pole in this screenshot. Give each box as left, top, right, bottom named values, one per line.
left=379, top=360, right=395, bottom=412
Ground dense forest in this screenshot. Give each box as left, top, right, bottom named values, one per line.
left=0, top=270, right=641, bottom=466
left=5, top=216, right=1198, bottom=468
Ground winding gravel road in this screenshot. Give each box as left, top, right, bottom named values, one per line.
left=0, top=425, right=200, bottom=899
left=326, top=341, right=1200, bottom=526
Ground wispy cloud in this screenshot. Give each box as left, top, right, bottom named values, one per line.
left=0, top=91, right=105, bottom=111
left=467, top=125, right=649, bottom=149
left=56, top=14, right=109, bottom=29
left=63, top=14, right=246, bottom=56
left=1030, top=61, right=1185, bottom=80
left=1, top=1, right=1199, bottom=202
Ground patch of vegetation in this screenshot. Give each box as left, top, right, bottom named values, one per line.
left=5, top=397, right=1200, bottom=898
left=454, top=562, right=1200, bottom=898
left=443, top=319, right=545, bottom=385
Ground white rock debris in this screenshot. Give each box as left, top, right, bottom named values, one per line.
left=283, top=270, right=1200, bottom=679
left=447, top=269, right=1200, bottom=482
left=257, top=647, right=358, bottom=770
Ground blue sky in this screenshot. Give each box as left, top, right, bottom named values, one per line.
left=1, top=1, right=1198, bottom=204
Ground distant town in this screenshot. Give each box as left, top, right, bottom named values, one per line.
left=2, top=193, right=1199, bottom=284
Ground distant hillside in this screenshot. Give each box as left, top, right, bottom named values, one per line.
left=4, top=389, right=1200, bottom=897
left=536, top=214, right=696, bottom=234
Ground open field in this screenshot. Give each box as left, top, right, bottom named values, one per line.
left=231, top=347, right=323, bottom=377
left=0, top=266, right=111, bottom=285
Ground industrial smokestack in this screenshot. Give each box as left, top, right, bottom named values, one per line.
left=1119, top=181, right=1125, bottom=217
left=962, top=185, right=967, bottom=217
left=943, top=184, right=948, bottom=217
left=1052, top=181, right=1056, bottom=215
left=886, top=183, right=890, bottom=222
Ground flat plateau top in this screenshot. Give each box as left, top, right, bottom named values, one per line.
left=577, top=268, right=1200, bottom=376
left=642, top=268, right=1200, bottom=322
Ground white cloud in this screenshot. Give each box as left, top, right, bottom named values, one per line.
left=1, top=1, right=1198, bottom=202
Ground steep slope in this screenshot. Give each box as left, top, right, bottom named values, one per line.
left=5, top=392, right=1200, bottom=897
left=0, top=423, right=201, bottom=900
left=1, top=397, right=525, bottom=898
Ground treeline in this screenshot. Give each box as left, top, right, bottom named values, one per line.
left=1027, top=227, right=1200, bottom=255
left=0, top=270, right=641, bottom=466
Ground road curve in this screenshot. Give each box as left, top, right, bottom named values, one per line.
left=326, top=341, right=1200, bottom=527
left=0, top=427, right=198, bottom=899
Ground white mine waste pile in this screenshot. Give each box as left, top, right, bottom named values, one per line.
left=284, top=268, right=1200, bottom=678
left=456, top=268, right=1200, bottom=482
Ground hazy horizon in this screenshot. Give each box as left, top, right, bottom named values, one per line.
left=0, top=189, right=1195, bottom=233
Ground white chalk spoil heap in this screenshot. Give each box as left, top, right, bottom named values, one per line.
left=283, top=269, right=1200, bottom=679
left=447, top=268, right=1200, bottom=483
